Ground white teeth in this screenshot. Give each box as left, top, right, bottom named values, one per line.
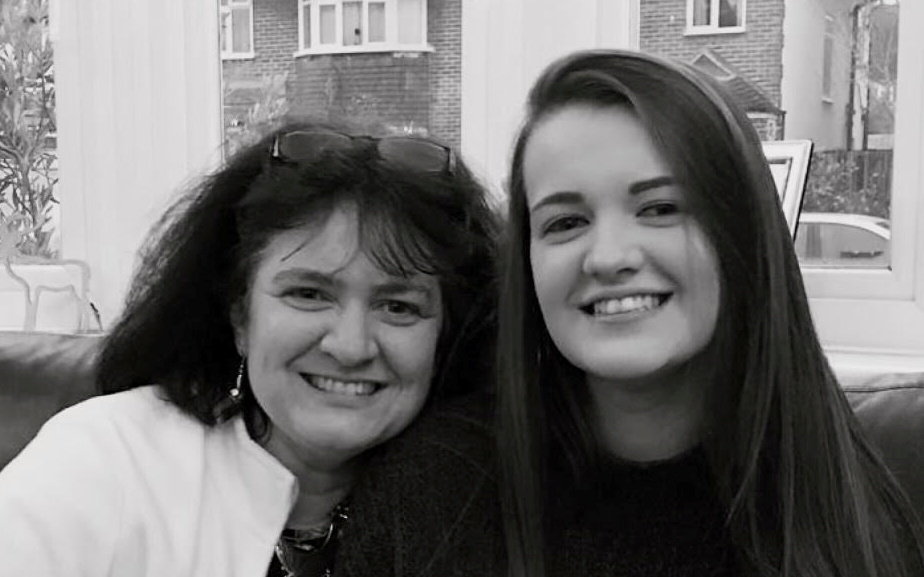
left=309, top=376, right=379, bottom=396
left=592, top=294, right=662, bottom=316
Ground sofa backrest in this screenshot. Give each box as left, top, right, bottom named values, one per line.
left=1, top=332, right=923, bottom=518
left=844, top=375, right=924, bottom=516
left=0, top=331, right=101, bottom=469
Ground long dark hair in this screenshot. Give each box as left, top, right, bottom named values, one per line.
left=98, top=119, right=499, bottom=434
left=497, top=49, right=924, bottom=577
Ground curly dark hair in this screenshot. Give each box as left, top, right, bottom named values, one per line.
left=97, top=119, right=499, bottom=434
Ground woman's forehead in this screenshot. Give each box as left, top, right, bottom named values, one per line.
left=259, top=202, right=438, bottom=281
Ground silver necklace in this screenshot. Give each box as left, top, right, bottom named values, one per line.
left=274, top=501, right=349, bottom=577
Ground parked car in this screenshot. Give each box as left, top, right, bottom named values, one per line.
left=794, top=212, right=891, bottom=267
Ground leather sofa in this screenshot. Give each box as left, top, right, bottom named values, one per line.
left=1, top=331, right=923, bottom=515
left=0, top=331, right=101, bottom=469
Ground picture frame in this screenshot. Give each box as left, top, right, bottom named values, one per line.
left=761, top=139, right=814, bottom=238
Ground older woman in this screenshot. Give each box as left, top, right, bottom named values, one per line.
left=0, top=121, right=498, bottom=577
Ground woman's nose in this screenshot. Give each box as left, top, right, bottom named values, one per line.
left=581, top=224, right=645, bottom=280
left=318, top=306, right=379, bottom=367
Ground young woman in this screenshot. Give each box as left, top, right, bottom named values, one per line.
left=335, top=50, right=924, bottom=577
left=498, top=49, right=924, bottom=577
left=0, top=121, right=498, bottom=577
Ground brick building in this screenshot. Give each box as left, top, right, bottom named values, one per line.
left=220, top=0, right=462, bottom=149
left=639, top=0, right=786, bottom=139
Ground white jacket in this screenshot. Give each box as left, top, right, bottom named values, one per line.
left=0, top=386, right=297, bottom=577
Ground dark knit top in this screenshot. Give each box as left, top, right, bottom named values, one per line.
left=335, top=393, right=737, bottom=577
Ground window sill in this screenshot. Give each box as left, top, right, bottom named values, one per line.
left=826, top=346, right=924, bottom=386
left=294, top=44, right=434, bottom=57
left=221, top=52, right=256, bottom=61
left=683, top=26, right=746, bottom=36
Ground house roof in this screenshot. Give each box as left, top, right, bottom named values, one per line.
left=690, top=50, right=781, bottom=115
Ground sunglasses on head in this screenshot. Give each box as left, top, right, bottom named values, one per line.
left=270, top=130, right=456, bottom=175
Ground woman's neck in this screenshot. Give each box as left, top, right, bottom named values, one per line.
left=586, top=368, right=704, bottom=463
left=260, top=431, right=358, bottom=529
left=286, top=465, right=355, bottom=529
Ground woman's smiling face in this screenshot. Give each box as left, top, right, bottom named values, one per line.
left=233, top=203, right=443, bottom=468
left=523, top=104, right=721, bottom=389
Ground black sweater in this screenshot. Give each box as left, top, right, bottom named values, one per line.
left=336, top=394, right=736, bottom=577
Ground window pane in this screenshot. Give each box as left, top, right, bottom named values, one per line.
left=794, top=220, right=890, bottom=267
left=795, top=2, right=899, bottom=269
left=302, top=2, right=311, bottom=48
left=231, top=6, right=251, bottom=53
left=398, top=0, right=422, bottom=44
left=643, top=0, right=899, bottom=271
left=343, top=1, right=362, bottom=46
left=0, top=0, right=73, bottom=332
left=0, top=0, right=58, bottom=260
left=718, top=0, right=740, bottom=28
left=320, top=5, right=336, bottom=44
left=369, top=2, right=386, bottom=43
left=692, top=0, right=710, bottom=26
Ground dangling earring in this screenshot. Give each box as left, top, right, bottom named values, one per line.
left=214, top=357, right=245, bottom=421
left=229, top=358, right=245, bottom=401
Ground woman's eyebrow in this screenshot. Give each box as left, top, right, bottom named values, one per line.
left=629, top=175, right=677, bottom=195
left=270, top=268, right=333, bottom=286
left=528, top=190, right=583, bottom=214
left=375, top=280, right=436, bottom=299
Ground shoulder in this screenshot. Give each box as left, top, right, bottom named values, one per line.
left=338, top=392, right=502, bottom=577
left=376, top=391, right=495, bottom=477
left=44, top=385, right=201, bottom=440
left=0, top=386, right=190, bottom=573
left=9, top=385, right=209, bottom=481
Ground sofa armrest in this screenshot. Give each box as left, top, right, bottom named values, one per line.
left=0, top=331, right=102, bottom=469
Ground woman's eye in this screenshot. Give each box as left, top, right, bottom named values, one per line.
left=379, top=300, right=423, bottom=324
left=543, top=215, right=587, bottom=235
left=281, top=287, right=330, bottom=308
left=638, top=201, right=681, bottom=221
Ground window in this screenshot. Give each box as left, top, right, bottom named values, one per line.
left=51, top=0, right=924, bottom=369
left=297, top=0, right=427, bottom=54
left=687, top=0, right=745, bottom=34
left=777, top=0, right=924, bottom=373
left=220, top=0, right=253, bottom=58
left=822, top=15, right=834, bottom=100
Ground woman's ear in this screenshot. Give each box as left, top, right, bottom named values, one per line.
left=229, top=300, right=248, bottom=356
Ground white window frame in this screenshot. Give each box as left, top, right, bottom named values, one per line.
left=803, top=0, right=924, bottom=374
left=685, top=0, right=746, bottom=36
left=220, top=0, right=255, bottom=60
left=296, top=0, right=431, bottom=56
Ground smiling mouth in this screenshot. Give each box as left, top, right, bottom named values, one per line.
left=301, top=374, right=384, bottom=396
left=581, top=293, right=671, bottom=317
